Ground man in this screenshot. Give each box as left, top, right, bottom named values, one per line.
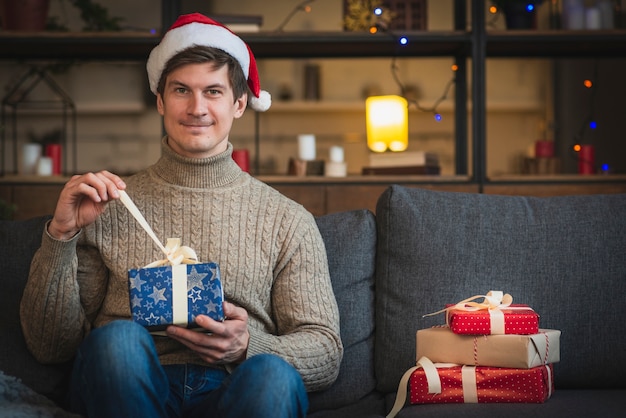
left=20, top=13, right=342, bottom=418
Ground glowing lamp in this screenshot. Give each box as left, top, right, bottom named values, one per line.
left=366, top=95, right=408, bottom=153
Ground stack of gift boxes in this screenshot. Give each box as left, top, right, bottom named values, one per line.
left=409, top=292, right=560, bottom=406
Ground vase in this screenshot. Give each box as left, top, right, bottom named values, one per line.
left=1, top=0, right=50, bottom=31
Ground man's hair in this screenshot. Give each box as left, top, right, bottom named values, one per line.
left=156, top=45, right=248, bottom=102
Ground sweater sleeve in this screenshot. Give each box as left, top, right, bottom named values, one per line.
left=20, top=223, right=108, bottom=364
left=245, top=213, right=343, bottom=392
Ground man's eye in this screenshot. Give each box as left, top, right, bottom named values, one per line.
left=207, top=89, right=221, bottom=96
left=175, top=87, right=187, bottom=94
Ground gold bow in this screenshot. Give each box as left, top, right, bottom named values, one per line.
left=423, top=290, right=513, bottom=318
left=143, top=238, right=200, bottom=268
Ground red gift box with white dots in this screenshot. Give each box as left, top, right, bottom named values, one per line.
left=409, top=363, right=554, bottom=404
left=446, top=304, right=539, bottom=335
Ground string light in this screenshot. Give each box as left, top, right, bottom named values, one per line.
left=368, top=6, right=456, bottom=122
left=274, top=0, right=317, bottom=32
left=571, top=61, right=599, bottom=167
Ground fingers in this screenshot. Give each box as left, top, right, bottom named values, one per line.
left=68, top=171, right=126, bottom=203
left=48, top=171, right=126, bottom=240
left=223, top=301, right=246, bottom=320
left=165, top=303, right=250, bottom=364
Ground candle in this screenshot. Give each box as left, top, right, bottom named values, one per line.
left=45, top=144, right=62, bottom=175
left=37, top=156, right=53, bottom=176
left=20, top=143, right=42, bottom=175
left=298, top=134, right=316, bottom=161
left=232, top=149, right=250, bottom=172
left=329, top=146, right=344, bottom=163
left=578, top=145, right=595, bottom=175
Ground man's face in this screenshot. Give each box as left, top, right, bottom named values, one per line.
left=157, top=62, right=247, bottom=159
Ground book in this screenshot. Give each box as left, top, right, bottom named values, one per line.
left=368, top=151, right=439, bottom=168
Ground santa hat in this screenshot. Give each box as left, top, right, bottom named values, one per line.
left=147, top=13, right=271, bottom=112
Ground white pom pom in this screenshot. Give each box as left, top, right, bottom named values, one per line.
left=249, top=90, right=272, bottom=112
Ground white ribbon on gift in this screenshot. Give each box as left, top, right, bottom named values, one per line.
left=423, top=290, right=534, bottom=335
left=119, top=190, right=200, bottom=268
left=172, top=264, right=189, bottom=326
left=385, top=357, right=453, bottom=418
left=119, top=190, right=202, bottom=327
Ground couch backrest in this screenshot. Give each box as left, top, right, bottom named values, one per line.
left=1, top=211, right=379, bottom=411
left=374, top=186, right=626, bottom=392
left=0, top=215, right=73, bottom=405
left=310, top=209, right=378, bottom=412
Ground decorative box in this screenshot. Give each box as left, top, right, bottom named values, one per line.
left=409, top=357, right=554, bottom=404
left=128, top=262, right=224, bottom=333
left=446, top=303, right=539, bottom=335
left=416, top=327, right=560, bottom=369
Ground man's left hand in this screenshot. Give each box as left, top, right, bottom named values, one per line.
left=166, top=301, right=250, bottom=365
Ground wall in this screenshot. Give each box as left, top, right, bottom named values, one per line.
left=1, top=0, right=550, bottom=176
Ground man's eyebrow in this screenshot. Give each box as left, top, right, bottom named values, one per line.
left=168, top=80, right=228, bottom=90
left=168, top=79, right=190, bottom=89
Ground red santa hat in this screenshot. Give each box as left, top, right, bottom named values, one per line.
left=147, top=13, right=271, bottom=112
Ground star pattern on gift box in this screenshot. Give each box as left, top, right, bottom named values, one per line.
left=129, top=272, right=146, bottom=291
left=128, top=262, right=224, bottom=331
left=149, top=286, right=167, bottom=303
left=186, top=266, right=208, bottom=291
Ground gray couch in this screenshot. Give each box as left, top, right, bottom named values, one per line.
left=1, top=186, right=625, bottom=417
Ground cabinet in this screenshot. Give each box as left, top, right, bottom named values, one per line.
left=1, top=0, right=625, bottom=217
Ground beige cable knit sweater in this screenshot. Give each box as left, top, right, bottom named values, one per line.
left=20, top=139, right=343, bottom=391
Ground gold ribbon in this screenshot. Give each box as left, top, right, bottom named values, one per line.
left=118, top=191, right=201, bottom=268
left=143, top=238, right=201, bottom=268
left=423, top=290, right=513, bottom=318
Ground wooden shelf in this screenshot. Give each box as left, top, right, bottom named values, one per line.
left=1, top=29, right=623, bottom=61
left=485, top=30, right=626, bottom=57
left=0, top=30, right=470, bottom=60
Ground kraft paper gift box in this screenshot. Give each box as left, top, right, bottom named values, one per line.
left=416, top=327, right=560, bottom=369
left=409, top=357, right=554, bottom=404
left=128, top=262, right=224, bottom=333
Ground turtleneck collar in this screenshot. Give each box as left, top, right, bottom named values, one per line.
left=149, top=137, right=244, bottom=189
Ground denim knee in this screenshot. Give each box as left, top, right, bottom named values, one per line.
left=70, top=320, right=169, bottom=418
left=79, top=320, right=156, bottom=373
left=224, top=354, right=308, bottom=417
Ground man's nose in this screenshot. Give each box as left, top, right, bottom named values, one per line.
left=188, top=92, right=207, bottom=116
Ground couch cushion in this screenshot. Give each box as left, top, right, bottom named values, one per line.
left=309, top=209, right=377, bottom=412
left=0, top=216, right=73, bottom=405
left=374, top=186, right=626, bottom=393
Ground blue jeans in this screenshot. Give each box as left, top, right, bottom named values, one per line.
left=69, top=320, right=308, bottom=418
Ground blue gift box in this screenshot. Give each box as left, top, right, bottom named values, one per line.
left=128, top=262, right=224, bottom=333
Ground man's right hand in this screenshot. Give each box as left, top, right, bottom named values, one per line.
left=48, top=170, right=126, bottom=240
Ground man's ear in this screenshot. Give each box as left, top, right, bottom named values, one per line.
left=234, top=93, right=247, bottom=119
left=156, top=93, right=165, bottom=116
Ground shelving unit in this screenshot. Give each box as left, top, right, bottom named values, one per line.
left=0, top=0, right=625, bottom=215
